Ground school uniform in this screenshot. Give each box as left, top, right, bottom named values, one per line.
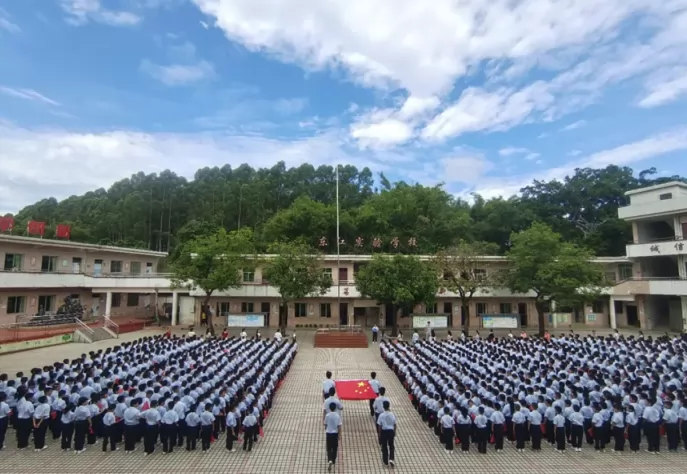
left=172, top=401, right=187, bottom=447
left=625, top=411, right=640, bottom=452
left=553, top=413, right=566, bottom=451
left=324, top=411, right=341, bottom=465
left=591, top=412, right=605, bottom=451
left=200, top=411, right=215, bottom=451
left=0, top=401, right=10, bottom=449
left=185, top=412, right=200, bottom=451
left=15, top=398, right=35, bottom=449
left=568, top=412, right=584, bottom=449
left=678, top=406, right=687, bottom=451
left=242, top=414, right=257, bottom=452
left=73, top=405, right=90, bottom=452
left=32, top=402, right=51, bottom=449
left=225, top=412, right=237, bottom=451
left=439, top=413, right=454, bottom=451
left=368, top=379, right=381, bottom=416
left=123, top=406, right=141, bottom=452
left=455, top=413, right=471, bottom=452
left=160, top=410, right=179, bottom=453
left=642, top=405, right=660, bottom=453
left=513, top=411, right=527, bottom=450
left=60, top=411, right=75, bottom=450
left=662, top=408, right=679, bottom=451
left=544, top=406, right=556, bottom=445
left=528, top=409, right=542, bottom=450
left=377, top=411, right=396, bottom=466
left=102, top=412, right=117, bottom=452
left=609, top=411, right=625, bottom=451
left=322, top=379, right=335, bottom=400
left=50, top=397, right=65, bottom=440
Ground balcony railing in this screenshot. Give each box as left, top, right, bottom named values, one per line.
left=241, top=278, right=357, bottom=286
left=0, top=268, right=172, bottom=278
left=617, top=275, right=687, bottom=282
left=628, top=235, right=684, bottom=244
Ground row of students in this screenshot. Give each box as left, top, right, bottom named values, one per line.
left=381, top=332, right=687, bottom=455
left=0, top=334, right=297, bottom=454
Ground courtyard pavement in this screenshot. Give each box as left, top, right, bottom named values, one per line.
left=0, top=330, right=685, bottom=473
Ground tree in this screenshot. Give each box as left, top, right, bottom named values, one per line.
left=504, top=222, right=607, bottom=336
left=355, top=254, right=439, bottom=331
left=433, top=240, right=501, bottom=334
left=261, top=240, right=333, bottom=328
left=169, top=227, right=255, bottom=334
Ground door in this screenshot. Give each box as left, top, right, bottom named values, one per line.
left=145, top=262, right=153, bottom=274
left=72, top=257, right=82, bottom=273
left=261, top=302, right=271, bottom=327
left=178, top=297, right=196, bottom=326
left=91, top=296, right=100, bottom=317
left=443, top=302, right=453, bottom=327
left=384, top=305, right=395, bottom=328
left=518, top=303, right=528, bottom=327
left=626, top=305, right=639, bottom=327
left=339, top=303, right=348, bottom=326
left=338, top=267, right=349, bottom=284
left=93, top=259, right=103, bottom=276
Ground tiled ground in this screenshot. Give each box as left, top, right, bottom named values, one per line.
left=0, top=332, right=685, bottom=473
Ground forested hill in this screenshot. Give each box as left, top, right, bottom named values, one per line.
left=5, top=162, right=684, bottom=257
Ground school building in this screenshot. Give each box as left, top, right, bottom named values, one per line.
left=2, top=180, right=687, bottom=333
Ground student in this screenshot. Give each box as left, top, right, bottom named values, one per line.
left=323, top=388, right=343, bottom=420
left=663, top=401, right=679, bottom=452
left=527, top=403, right=542, bottom=451
left=73, top=397, right=91, bottom=454
left=591, top=404, right=606, bottom=452
left=512, top=404, right=526, bottom=452
left=60, top=404, right=75, bottom=451
left=376, top=401, right=396, bottom=467
left=553, top=406, right=566, bottom=452
left=123, top=398, right=141, bottom=453
left=242, top=409, right=258, bottom=452
left=0, top=393, right=10, bottom=450
left=185, top=407, right=200, bottom=451
left=225, top=407, right=237, bottom=452
left=439, top=406, right=454, bottom=452
left=474, top=406, right=488, bottom=454
left=240, top=328, right=247, bottom=340
left=324, top=402, right=342, bottom=471
left=142, top=399, right=161, bottom=455
left=274, top=329, right=283, bottom=342
left=642, top=400, right=661, bottom=453
left=102, top=404, right=117, bottom=452
left=322, top=372, right=335, bottom=400
left=568, top=405, right=585, bottom=452
left=544, top=399, right=556, bottom=445
left=32, top=395, right=51, bottom=451
left=160, top=400, right=179, bottom=454
left=199, top=403, right=215, bottom=452
left=610, top=405, right=625, bottom=452
left=678, top=402, right=687, bottom=452
left=455, top=406, right=471, bottom=453
left=15, top=392, right=35, bottom=449
left=371, top=324, right=379, bottom=343
left=372, top=387, right=389, bottom=422
left=625, top=406, right=640, bottom=453
left=368, top=372, right=382, bottom=417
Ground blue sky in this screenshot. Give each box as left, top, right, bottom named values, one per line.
left=1, top=0, right=687, bottom=214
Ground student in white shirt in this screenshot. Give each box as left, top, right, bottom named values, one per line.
left=324, top=403, right=342, bottom=471
left=368, top=372, right=382, bottom=417
left=274, top=330, right=283, bottom=342
left=376, top=401, right=396, bottom=467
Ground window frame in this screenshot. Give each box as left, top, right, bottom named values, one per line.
left=295, top=302, right=307, bottom=317
left=126, top=293, right=139, bottom=307
left=320, top=303, right=332, bottom=318
left=241, top=302, right=255, bottom=313
left=7, top=295, right=26, bottom=314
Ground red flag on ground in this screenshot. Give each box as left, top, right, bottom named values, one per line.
left=0, top=216, right=14, bottom=232
left=259, top=426, right=264, bottom=437
left=27, top=220, right=45, bottom=237
left=334, top=380, right=377, bottom=400
left=55, top=223, right=71, bottom=239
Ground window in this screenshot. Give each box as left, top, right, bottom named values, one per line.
left=295, top=302, right=307, bottom=317
left=442, top=271, right=454, bottom=281
left=659, top=193, right=673, bottom=200
left=41, top=256, right=57, bottom=272
left=605, top=272, right=617, bottom=283
left=474, top=268, right=487, bottom=281
left=130, top=262, right=141, bottom=275
left=591, top=300, right=605, bottom=313
left=243, top=270, right=255, bottom=282
left=353, top=262, right=366, bottom=275
left=241, top=302, right=254, bottom=313
left=112, top=293, right=121, bottom=307
left=426, top=303, right=437, bottom=314
left=320, top=303, right=332, bottom=318
left=126, top=293, right=139, bottom=307
left=499, top=302, right=512, bottom=314
left=145, top=262, right=153, bottom=274
left=37, top=295, right=55, bottom=313
left=219, top=302, right=230, bottom=315
left=618, top=264, right=633, bottom=280
left=323, top=268, right=333, bottom=279
left=614, top=300, right=624, bottom=314
left=3, top=253, right=23, bottom=271
left=338, top=267, right=349, bottom=282
left=110, top=260, right=122, bottom=273
left=476, top=303, right=487, bottom=315
left=7, top=296, right=26, bottom=314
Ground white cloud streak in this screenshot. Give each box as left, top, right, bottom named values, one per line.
left=61, top=0, right=141, bottom=26
left=0, top=86, right=60, bottom=106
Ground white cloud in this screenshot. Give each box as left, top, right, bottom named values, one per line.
left=560, top=120, right=587, bottom=131
left=0, top=86, right=60, bottom=107
left=140, top=59, right=215, bottom=85
left=568, top=149, right=582, bottom=156
left=0, top=9, right=20, bottom=33
left=200, top=20, right=209, bottom=29
left=61, top=0, right=141, bottom=26
left=523, top=152, right=540, bottom=161
left=464, top=128, right=687, bottom=199
left=499, top=147, right=530, bottom=156
left=639, top=67, right=687, bottom=107
left=441, top=155, right=494, bottom=184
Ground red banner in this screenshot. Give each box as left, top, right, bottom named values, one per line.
left=27, top=220, right=46, bottom=237
left=0, top=216, right=14, bottom=232
left=56, top=223, right=71, bottom=239
left=334, top=379, right=376, bottom=400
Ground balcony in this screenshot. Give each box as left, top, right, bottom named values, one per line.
left=611, top=276, right=687, bottom=296
left=618, top=195, right=687, bottom=220
left=0, top=269, right=174, bottom=291
left=625, top=237, right=686, bottom=258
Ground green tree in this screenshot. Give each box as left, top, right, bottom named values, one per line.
left=504, top=222, right=607, bottom=336
left=169, top=227, right=255, bottom=334
left=261, top=240, right=332, bottom=328
left=433, top=240, right=502, bottom=334
left=355, top=254, right=439, bottom=331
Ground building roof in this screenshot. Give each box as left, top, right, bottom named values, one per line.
left=0, top=234, right=168, bottom=257
left=625, top=181, right=687, bottom=196
left=253, top=254, right=629, bottom=263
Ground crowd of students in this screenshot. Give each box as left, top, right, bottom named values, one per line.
left=0, top=333, right=297, bottom=455
left=381, top=332, right=687, bottom=455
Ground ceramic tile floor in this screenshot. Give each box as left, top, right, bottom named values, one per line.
left=0, top=340, right=685, bottom=473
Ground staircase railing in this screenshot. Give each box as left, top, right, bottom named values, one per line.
left=104, top=318, right=120, bottom=337
left=74, top=318, right=95, bottom=336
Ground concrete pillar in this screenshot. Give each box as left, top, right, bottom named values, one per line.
left=678, top=255, right=687, bottom=279
left=681, top=296, right=687, bottom=332
left=105, top=291, right=113, bottom=319
left=674, top=216, right=683, bottom=239
left=171, top=291, right=179, bottom=326
left=551, top=300, right=557, bottom=329
left=609, top=296, right=617, bottom=329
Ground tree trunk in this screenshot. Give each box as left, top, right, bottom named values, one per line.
left=462, top=301, right=470, bottom=334
left=203, top=295, right=215, bottom=336
left=535, top=300, right=546, bottom=337
left=391, top=304, right=397, bottom=336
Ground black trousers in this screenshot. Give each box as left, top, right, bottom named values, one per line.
left=0, top=417, right=8, bottom=449
left=372, top=332, right=378, bottom=342
left=442, top=427, right=454, bottom=450
left=645, top=422, right=659, bottom=452
left=628, top=424, right=640, bottom=451
left=555, top=427, right=566, bottom=450
left=161, top=424, right=177, bottom=453
left=594, top=425, right=606, bottom=450
left=33, top=421, right=48, bottom=449
left=681, top=422, right=687, bottom=450
left=242, top=426, right=254, bottom=451
left=476, top=427, right=488, bottom=453
left=613, top=427, right=625, bottom=451
left=584, top=419, right=593, bottom=444
left=369, top=399, right=375, bottom=416
left=571, top=424, right=583, bottom=448
left=380, top=429, right=395, bottom=465
left=201, top=425, right=212, bottom=451
left=124, top=424, right=138, bottom=451
left=74, top=420, right=88, bottom=451
left=50, top=411, right=62, bottom=439
left=177, top=419, right=186, bottom=446
left=185, top=425, right=198, bottom=450
left=458, top=424, right=470, bottom=451
left=529, top=424, right=541, bottom=450
left=102, top=425, right=116, bottom=452
left=326, top=432, right=339, bottom=463
left=514, top=423, right=526, bottom=449
left=665, top=423, right=679, bottom=451
left=60, top=423, right=74, bottom=450
left=545, top=420, right=555, bottom=444
left=225, top=427, right=235, bottom=451
left=144, top=424, right=159, bottom=454
left=16, top=418, right=32, bottom=449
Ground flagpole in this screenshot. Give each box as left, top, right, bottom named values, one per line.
left=336, top=165, right=342, bottom=329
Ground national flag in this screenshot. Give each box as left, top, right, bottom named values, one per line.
left=334, top=379, right=376, bottom=401
left=27, top=220, right=46, bottom=237
left=0, top=216, right=14, bottom=232
left=56, top=223, right=71, bottom=239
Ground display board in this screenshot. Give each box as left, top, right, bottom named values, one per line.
left=412, top=315, right=448, bottom=329
left=226, top=314, right=265, bottom=327
left=481, top=314, right=519, bottom=329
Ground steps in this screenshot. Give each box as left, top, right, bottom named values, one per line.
left=314, top=330, right=368, bottom=348
left=73, top=327, right=117, bottom=343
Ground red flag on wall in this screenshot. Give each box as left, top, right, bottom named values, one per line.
left=334, top=380, right=377, bottom=400
left=55, top=224, right=71, bottom=239
left=27, top=220, right=46, bottom=237
left=0, top=216, right=14, bottom=232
